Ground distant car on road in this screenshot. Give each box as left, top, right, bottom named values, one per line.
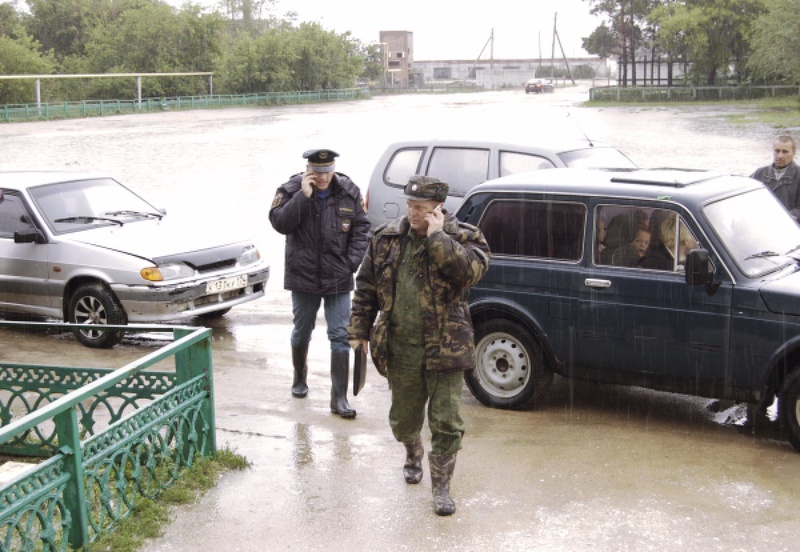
left=365, top=138, right=637, bottom=230
left=457, top=167, right=800, bottom=452
left=524, top=78, right=554, bottom=94
left=0, top=171, right=270, bottom=347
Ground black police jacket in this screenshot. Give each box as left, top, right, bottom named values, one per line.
left=269, top=172, right=370, bottom=295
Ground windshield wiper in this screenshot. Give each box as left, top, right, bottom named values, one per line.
left=785, top=244, right=800, bottom=256
left=53, top=215, right=124, bottom=226
left=745, top=250, right=780, bottom=260
left=104, top=210, right=163, bottom=220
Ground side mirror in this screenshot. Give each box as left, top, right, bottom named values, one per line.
left=14, top=229, right=46, bottom=244
left=685, top=248, right=713, bottom=286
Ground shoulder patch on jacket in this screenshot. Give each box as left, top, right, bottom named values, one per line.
left=272, top=192, right=285, bottom=209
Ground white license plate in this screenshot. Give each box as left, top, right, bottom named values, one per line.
left=206, top=275, right=247, bottom=294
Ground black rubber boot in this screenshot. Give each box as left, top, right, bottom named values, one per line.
left=429, top=453, right=457, bottom=516
left=403, top=437, right=424, bottom=484
left=291, top=345, right=309, bottom=398
left=330, top=351, right=356, bottom=419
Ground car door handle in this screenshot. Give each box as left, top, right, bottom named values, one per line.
left=585, top=278, right=611, bottom=289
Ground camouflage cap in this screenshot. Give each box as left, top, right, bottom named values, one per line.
left=403, top=175, right=448, bottom=202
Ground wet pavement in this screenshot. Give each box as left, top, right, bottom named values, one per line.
left=2, top=85, right=800, bottom=550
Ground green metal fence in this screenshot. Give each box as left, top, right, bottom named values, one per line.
left=0, top=87, right=371, bottom=122
left=0, top=321, right=215, bottom=550
left=589, top=84, right=800, bottom=102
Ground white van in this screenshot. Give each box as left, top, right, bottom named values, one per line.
left=365, top=138, right=637, bottom=230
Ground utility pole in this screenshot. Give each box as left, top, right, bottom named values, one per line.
left=490, top=28, right=494, bottom=90
left=550, top=13, right=557, bottom=80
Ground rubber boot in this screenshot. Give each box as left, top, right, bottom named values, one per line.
left=291, top=344, right=309, bottom=398
left=429, top=453, right=457, bottom=516
left=403, top=437, right=424, bottom=484
left=330, top=351, right=356, bottom=419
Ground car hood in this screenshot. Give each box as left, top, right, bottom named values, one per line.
left=760, top=269, right=800, bottom=316
left=63, top=217, right=249, bottom=261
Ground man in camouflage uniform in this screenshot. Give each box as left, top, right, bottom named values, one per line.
left=348, top=175, right=490, bottom=516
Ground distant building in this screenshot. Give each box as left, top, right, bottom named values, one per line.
left=377, top=30, right=614, bottom=89
left=379, top=31, right=413, bottom=88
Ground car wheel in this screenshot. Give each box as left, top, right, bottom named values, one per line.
left=68, top=283, right=127, bottom=348
left=466, top=319, right=552, bottom=410
left=779, top=368, right=800, bottom=452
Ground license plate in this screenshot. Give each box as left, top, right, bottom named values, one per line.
left=206, top=275, right=247, bottom=294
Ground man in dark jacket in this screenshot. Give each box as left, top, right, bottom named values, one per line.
left=348, top=175, right=490, bottom=516
left=269, top=149, right=370, bottom=419
left=751, top=134, right=800, bottom=221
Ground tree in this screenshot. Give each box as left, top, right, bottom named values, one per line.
left=0, top=34, right=55, bottom=102
left=582, top=23, right=618, bottom=59
left=748, top=0, right=800, bottom=84
left=651, top=0, right=765, bottom=85
left=215, top=28, right=295, bottom=93
left=286, top=22, right=362, bottom=90
left=584, top=0, right=648, bottom=85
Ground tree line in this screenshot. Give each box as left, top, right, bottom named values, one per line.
left=0, top=0, right=386, bottom=103
left=582, top=0, right=798, bottom=86
left=1, top=0, right=796, bottom=104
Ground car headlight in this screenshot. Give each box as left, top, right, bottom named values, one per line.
left=237, top=245, right=260, bottom=267
left=141, top=262, right=196, bottom=282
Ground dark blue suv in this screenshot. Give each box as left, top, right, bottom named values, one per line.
left=456, top=168, right=800, bottom=451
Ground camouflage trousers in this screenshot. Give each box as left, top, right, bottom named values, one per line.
left=387, top=337, right=465, bottom=456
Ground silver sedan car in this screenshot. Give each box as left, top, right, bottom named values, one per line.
left=0, top=171, right=270, bottom=347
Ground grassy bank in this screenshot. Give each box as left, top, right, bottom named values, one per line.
left=586, top=95, right=800, bottom=130
left=83, top=447, right=250, bottom=552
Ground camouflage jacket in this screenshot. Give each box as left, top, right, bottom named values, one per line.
left=348, top=211, right=490, bottom=376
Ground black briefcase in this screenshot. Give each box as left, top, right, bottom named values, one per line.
left=353, top=344, right=367, bottom=396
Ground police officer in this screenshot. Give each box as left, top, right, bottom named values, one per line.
left=348, top=175, right=490, bottom=515
left=269, top=149, right=370, bottom=419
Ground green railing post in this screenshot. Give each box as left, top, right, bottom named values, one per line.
left=173, top=328, right=216, bottom=454
left=54, top=408, right=89, bottom=549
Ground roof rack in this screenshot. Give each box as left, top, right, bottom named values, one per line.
left=610, top=168, right=725, bottom=188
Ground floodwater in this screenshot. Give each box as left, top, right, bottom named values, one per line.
left=2, top=84, right=799, bottom=551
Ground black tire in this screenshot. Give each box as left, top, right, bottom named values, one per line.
left=466, top=318, right=552, bottom=410
left=67, top=283, right=127, bottom=348
left=779, top=368, right=800, bottom=452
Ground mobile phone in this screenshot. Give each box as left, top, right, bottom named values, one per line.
left=435, top=204, right=442, bottom=213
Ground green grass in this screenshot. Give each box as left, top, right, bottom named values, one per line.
left=585, top=95, right=800, bottom=129
left=83, top=447, right=250, bottom=552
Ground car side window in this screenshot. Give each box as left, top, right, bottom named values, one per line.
left=499, top=151, right=556, bottom=177
left=426, top=147, right=489, bottom=198
left=384, top=148, right=424, bottom=186
left=478, top=199, right=585, bottom=261
left=0, top=193, right=35, bottom=239
left=595, top=205, right=698, bottom=272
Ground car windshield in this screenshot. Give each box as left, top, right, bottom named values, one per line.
left=29, top=178, right=161, bottom=234
left=559, top=148, right=637, bottom=169
left=704, top=187, right=800, bottom=277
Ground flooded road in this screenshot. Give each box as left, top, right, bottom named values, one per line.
left=2, top=85, right=799, bottom=550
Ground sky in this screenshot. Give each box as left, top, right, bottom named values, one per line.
left=277, top=0, right=606, bottom=60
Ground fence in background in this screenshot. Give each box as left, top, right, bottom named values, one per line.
left=0, top=88, right=371, bottom=122
left=589, top=84, right=800, bottom=102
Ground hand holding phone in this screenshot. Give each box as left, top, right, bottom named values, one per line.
left=426, top=203, right=445, bottom=236
left=301, top=170, right=315, bottom=197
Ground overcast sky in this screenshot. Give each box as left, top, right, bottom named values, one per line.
left=278, top=0, right=606, bottom=60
